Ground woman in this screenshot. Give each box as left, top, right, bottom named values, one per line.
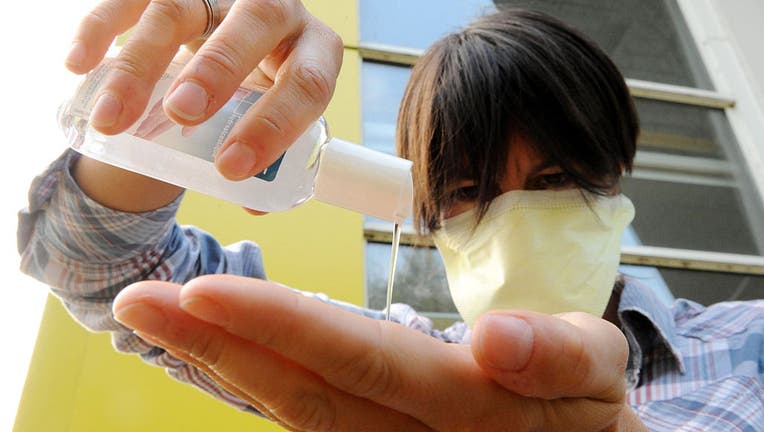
left=397, top=10, right=637, bottom=326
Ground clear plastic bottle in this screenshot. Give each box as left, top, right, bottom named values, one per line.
left=58, top=59, right=413, bottom=223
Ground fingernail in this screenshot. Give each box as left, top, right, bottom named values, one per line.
left=114, top=303, right=167, bottom=334
left=180, top=296, right=229, bottom=327
left=66, top=42, right=86, bottom=69
left=476, top=315, right=533, bottom=371
left=91, top=93, right=122, bottom=129
left=215, top=141, right=257, bottom=180
left=164, top=81, right=208, bottom=121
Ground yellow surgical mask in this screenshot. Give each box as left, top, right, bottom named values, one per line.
left=432, top=189, right=635, bottom=327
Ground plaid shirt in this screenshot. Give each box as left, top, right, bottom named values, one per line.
left=18, top=150, right=764, bottom=431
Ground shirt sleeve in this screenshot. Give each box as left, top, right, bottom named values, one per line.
left=17, top=149, right=268, bottom=412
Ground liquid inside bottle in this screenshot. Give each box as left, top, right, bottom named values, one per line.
left=58, top=58, right=329, bottom=213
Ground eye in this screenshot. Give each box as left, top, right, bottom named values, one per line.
left=450, top=185, right=480, bottom=202
left=527, top=171, right=573, bottom=190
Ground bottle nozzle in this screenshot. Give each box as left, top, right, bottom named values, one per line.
left=313, top=138, right=413, bottom=223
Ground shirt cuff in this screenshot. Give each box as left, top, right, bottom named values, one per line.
left=20, top=149, right=184, bottom=264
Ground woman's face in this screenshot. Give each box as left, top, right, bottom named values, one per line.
left=443, top=138, right=575, bottom=219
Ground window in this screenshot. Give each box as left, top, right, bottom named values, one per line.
left=360, top=0, right=764, bottom=321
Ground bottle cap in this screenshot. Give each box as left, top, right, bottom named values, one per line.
left=314, top=138, right=413, bottom=223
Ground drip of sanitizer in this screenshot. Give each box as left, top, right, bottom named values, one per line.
left=59, top=59, right=413, bottom=320
left=384, top=223, right=403, bottom=321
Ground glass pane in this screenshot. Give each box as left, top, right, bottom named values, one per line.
left=360, top=0, right=495, bottom=50
left=636, top=99, right=726, bottom=159
left=361, top=0, right=713, bottom=89
left=493, top=0, right=714, bottom=89
left=365, top=243, right=456, bottom=314
left=623, top=178, right=760, bottom=254
left=361, top=62, right=410, bottom=156
left=627, top=100, right=764, bottom=254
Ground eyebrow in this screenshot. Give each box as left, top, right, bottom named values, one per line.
left=528, top=159, right=560, bottom=177
left=522, top=158, right=562, bottom=188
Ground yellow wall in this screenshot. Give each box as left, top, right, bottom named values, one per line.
left=15, top=1, right=362, bottom=430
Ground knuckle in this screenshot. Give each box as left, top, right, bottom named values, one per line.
left=148, top=0, right=188, bottom=24
left=538, top=399, right=565, bottom=431
left=186, top=332, right=227, bottom=369
left=81, top=7, right=113, bottom=29
left=291, top=62, right=334, bottom=107
left=468, top=401, right=542, bottom=432
left=251, top=105, right=291, bottom=140
left=348, top=353, right=395, bottom=399
left=269, top=389, right=337, bottom=432
left=195, top=39, right=245, bottom=81
left=246, top=0, right=292, bottom=28
left=608, top=322, right=630, bottom=366
left=321, top=25, right=344, bottom=54
left=560, top=327, right=592, bottom=392
left=110, top=53, right=151, bottom=84
left=324, top=325, right=399, bottom=401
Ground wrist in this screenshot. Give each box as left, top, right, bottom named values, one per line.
left=73, top=155, right=183, bottom=212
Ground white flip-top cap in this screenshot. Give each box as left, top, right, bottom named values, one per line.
left=313, top=138, right=413, bottom=223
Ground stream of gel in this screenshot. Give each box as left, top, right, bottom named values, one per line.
left=384, top=222, right=402, bottom=321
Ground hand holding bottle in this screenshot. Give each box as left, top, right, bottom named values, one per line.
left=66, top=0, right=343, bottom=181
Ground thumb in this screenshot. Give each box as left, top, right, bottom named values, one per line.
left=471, top=310, right=628, bottom=402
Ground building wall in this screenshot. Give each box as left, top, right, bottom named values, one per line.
left=678, top=0, right=764, bottom=220
left=14, top=1, right=363, bottom=431
left=711, top=0, right=764, bottom=116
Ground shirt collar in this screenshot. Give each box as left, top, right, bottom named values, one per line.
left=618, top=277, right=686, bottom=389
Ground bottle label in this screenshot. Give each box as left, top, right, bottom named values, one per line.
left=255, top=154, right=284, bottom=181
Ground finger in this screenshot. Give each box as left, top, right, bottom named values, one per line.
left=114, top=281, right=432, bottom=432
left=136, top=332, right=271, bottom=412
left=139, top=334, right=283, bottom=424
left=162, top=0, right=302, bottom=128
left=139, top=120, right=173, bottom=140
left=242, top=207, right=269, bottom=216
left=134, top=103, right=168, bottom=137
left=471, top=311, right=629, bottom=402
left=241, top=66, right=276, bottom=91
left=212, top=18, right=344, bottom=180
left=88, top=0, right=218, bottom=134
left=66, top=0, right=151, bottom=74
left=181, top=125, right=200, bottom=137
left=176, top=275, right=541, bottom=431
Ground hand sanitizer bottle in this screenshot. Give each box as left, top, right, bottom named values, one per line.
left=58, top=59, right=413, bottom=223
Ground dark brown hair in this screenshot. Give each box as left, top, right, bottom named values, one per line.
left=397, top=9, right=639, bottom=232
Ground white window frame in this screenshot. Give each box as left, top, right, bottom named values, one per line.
left=676, top=0, right=764, bottom=255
